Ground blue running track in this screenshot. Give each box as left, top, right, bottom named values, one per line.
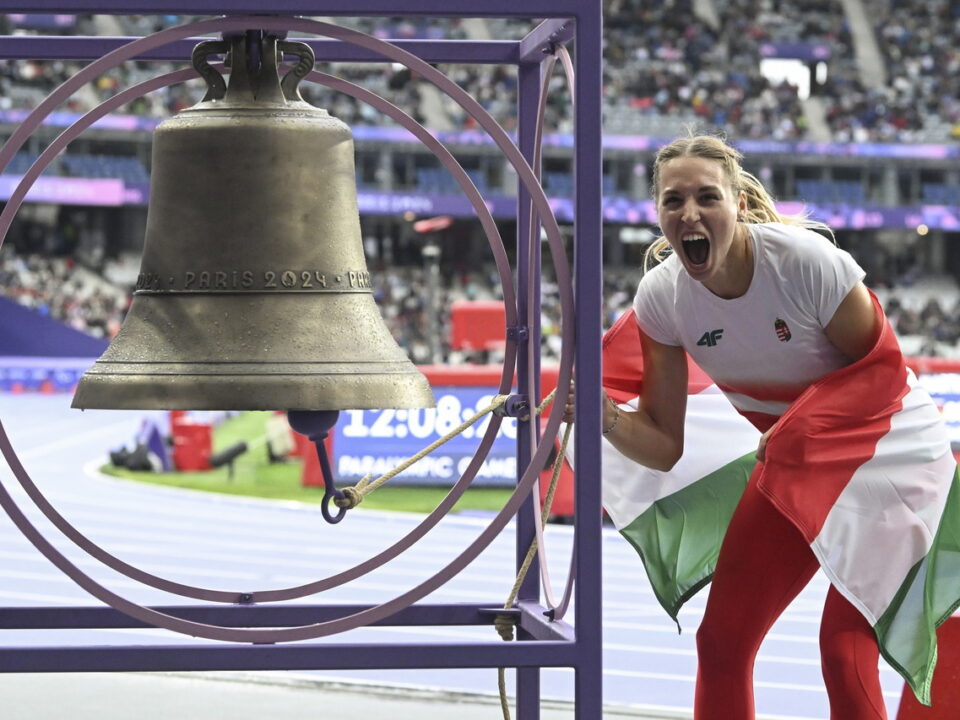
left=0, top=394, right=907, bottom=719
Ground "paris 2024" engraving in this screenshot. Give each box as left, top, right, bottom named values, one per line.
left=135, top=269, right=372, bottom=293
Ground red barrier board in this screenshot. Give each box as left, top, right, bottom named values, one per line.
left=449, top=301, right=507, bottom=351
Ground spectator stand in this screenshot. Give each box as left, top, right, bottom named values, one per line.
left=1, top=0, right=958, bottom=146
left=0, top=5, right=604, bottom=720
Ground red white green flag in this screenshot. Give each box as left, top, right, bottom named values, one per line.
left=587, top=305, right=960, bottom=705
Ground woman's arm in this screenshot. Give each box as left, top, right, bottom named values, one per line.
left=601, top=328, right=688, bottom=472
left=757, top=281, right=880, bottom=462
left=824, top=281, right=880, bottom=363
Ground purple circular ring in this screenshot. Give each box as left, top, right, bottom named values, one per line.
left=0, top=16, right=575, bottom=642
left=0, top=65, right=517, bottom=604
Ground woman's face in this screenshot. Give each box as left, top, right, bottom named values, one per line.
left=656, top=156, right=749, bottom=294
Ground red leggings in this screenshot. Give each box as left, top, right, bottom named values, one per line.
left=694, top=476, right=888, bottom=720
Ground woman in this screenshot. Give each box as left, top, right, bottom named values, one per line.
left=577, top=135, right=960, bottom=719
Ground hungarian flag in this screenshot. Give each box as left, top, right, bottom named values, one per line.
left=585, top=301, right=960, bottom=706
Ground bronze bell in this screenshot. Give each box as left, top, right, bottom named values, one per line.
left=72, top=33, right=434, bottom=412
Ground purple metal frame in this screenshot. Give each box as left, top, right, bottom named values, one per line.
left=0, top=3, right=604, bottom=718
left=0, top=13, right=570, bottom=638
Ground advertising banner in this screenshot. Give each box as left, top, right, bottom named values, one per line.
left=0, top=357, right=92, bottom=393
left=332, top=385, right=519, bottom=487
left=916, top=372, right=960, bottom=447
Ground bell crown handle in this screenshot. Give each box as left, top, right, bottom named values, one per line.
left=278, top=40, right=316, bottom=103
left=191, top=39, right=231, bottom=102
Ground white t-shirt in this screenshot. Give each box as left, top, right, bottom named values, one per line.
left=633, top=222, right=865, bottom=424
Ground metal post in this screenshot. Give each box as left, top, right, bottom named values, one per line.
left=514, top=52, right=545, bottom=720
left=572, top=3, right=605, bottom=718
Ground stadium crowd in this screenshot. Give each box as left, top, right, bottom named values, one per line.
left=0, top=1, right=958, bottom=142
left=856, top=0, right=960, bottom=142
left=2, top=6, right=960, bottom=358
left=4, top=240, right=960, bottom=361
left=0, top=246, right=127, bottom=340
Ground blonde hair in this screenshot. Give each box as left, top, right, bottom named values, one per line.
left=643, top=134, right=832, bottom=270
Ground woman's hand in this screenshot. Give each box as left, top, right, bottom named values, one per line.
left=565, top=333, right=687, bottom=471
left=563, top=383, right=576, bottom=423
left=756, top=426, right=774, bottom=462
left=560, top=383, right=616, bottom=430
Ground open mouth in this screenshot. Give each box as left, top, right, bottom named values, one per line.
left=682, top=234, right=710, bottom=266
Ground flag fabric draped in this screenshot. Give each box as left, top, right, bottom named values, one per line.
left=589, top=303, right=960, bottom=705
left=598, top=311, right=760, bottom=621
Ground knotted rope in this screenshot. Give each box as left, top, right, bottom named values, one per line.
left=496, top=395, right=573, bottom=720
left=311, top=383, right=570, bottom=720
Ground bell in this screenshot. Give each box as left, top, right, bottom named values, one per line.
left=72, top=33, right=434, bottom=412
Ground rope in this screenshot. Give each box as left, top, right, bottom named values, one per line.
left=496, top=408, right=573, bottom=720
left=332, top=393, right=511, bottom=509
left=314, top=374, right=569, bottom=720
left=495, top=402, right=568, bottom=639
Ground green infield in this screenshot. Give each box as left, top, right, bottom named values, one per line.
left=100, top=411, right=515, bottom=514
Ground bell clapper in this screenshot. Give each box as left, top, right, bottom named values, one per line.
left=286, top=410, right=348, bottom=524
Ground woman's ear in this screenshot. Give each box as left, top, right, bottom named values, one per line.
left=737, top=190, right=748, bottom=221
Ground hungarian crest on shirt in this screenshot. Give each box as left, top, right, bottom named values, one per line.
left=774, top=317, right=792, bottom=342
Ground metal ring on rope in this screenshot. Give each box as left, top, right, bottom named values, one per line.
left=0, top=15, right=576, bottom=643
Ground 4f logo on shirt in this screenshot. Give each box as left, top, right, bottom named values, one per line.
left=697, top=329, right=724, bottom=347
left=774, top=317, right=792, bottom=342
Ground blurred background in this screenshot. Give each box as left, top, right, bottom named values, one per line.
left=0, top=3, right=957, bottom=370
